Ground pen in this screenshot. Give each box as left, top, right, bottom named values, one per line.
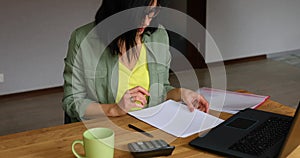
left=128, top=124, right=153, bottom=138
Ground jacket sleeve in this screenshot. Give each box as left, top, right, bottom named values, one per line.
left=164, top=53, right=175, bottom=94
left=157, top=25, right=175, bottom=94
left=62, top=29, right=96, bottom=121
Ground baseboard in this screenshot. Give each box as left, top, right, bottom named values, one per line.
left=223, top=55, right=267, bottom=65
left=203, top=55, right=267, bottom=68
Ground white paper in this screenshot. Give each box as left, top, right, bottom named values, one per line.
left=198, top=87, right=270, bottom=114
left=128, top=100, right=224, bottom=138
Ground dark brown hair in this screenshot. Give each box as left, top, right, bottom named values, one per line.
left=95, top=0, right=167, bottom=60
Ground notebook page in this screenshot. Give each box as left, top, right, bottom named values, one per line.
left=129, top=100, right=223, bottom=138
left=198, top=87, right=270, bottom=114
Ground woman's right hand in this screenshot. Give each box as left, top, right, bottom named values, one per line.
left=118, top=86, right=150, bottom=113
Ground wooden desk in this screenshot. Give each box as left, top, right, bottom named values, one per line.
left=287, top=145, right=300, bottom=158
left=0, top=96, right=296, bottom=158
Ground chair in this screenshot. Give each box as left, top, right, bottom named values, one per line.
left=64, top=112, right=72, bottom=124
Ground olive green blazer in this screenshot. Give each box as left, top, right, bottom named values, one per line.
left=62, top=22, right=174, bottom=122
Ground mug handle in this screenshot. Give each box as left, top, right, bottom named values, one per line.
left=72, top=140, right=86, bottom=158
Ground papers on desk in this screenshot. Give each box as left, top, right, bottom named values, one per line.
left=197, top=87, right=270, bottom=114
left=128, top=100, right=224, bottom=138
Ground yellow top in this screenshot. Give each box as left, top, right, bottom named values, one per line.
left=116, top=44, right=150, bottom=111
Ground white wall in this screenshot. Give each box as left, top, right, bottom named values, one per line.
left=0, top=0, right=101, bottom=95
left=206, top=0, right=300, bottom=63
left=2, top=0, right=300, bottom=95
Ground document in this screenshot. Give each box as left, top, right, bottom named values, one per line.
left=197, top=87, right=270, bottom=114
left=128, top=100, right=224, bottom=138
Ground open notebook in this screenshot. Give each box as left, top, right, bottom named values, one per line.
left=197, top=87, right=269, bottom=114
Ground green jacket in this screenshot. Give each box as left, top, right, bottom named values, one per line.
left=62, top=22, right=174, bottom=122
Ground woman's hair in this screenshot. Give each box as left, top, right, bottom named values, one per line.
left=95, top=0, right=167, bottom=60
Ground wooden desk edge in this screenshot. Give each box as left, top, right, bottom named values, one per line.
left=287, top=145, right=300, bottom=158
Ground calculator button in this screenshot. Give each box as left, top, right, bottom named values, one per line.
left=138, top=143, right=148, bottom=150
left=145, top=141, right=154, bottom=149
left=130, top=143, right=141, bottom=152
left=155, top=140, right=164, bottom=147
left=137, top=142, right=143, bottom=145
left=158, top=140, right=168, bottom=147
left=151, top=140, right=161, bottom=148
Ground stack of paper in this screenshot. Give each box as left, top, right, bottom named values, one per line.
left=129, top=100, right=224, bottom=138
left=129, top=88, right=269, bottom=137
left=197, top=87, right=270, bottom=114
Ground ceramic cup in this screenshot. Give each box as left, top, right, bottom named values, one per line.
left=72, top=128, right=114, bottom=158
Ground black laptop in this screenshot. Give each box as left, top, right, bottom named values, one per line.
left=189, top=101, right=300, bottom=158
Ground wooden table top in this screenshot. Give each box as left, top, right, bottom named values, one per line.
left=287, top=145, right=300, bottom=158
left=0, top=93, right=297, bottom=158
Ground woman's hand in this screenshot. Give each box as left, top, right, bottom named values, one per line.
left=181, top=88, right=209, bottom=113
left=118, top=86, right=150, bottom=113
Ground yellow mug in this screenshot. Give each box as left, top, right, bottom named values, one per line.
left=72, top=128, right=114, bottom=158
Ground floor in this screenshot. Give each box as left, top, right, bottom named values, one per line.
left=170, top=58, right=300, bottom=109
left=0, top=53, right=300, bottom=136
left=268, top=51, right=300, bottom=69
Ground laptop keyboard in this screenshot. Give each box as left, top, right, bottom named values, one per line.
left=229, top=117, right=292, bottom=156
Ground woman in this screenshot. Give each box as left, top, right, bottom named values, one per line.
left=63, top=0, right=209, bottom=123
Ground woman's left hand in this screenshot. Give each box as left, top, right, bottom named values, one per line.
left=181, top=88, right=209, bottom=113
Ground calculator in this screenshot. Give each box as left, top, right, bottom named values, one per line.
left=128, top=139, right=175, bottom=158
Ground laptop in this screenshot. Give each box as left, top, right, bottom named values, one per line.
left=189, top=101, right=300, bottom=158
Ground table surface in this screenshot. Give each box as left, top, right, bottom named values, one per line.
left=287, top=145, right=300, bottom=158
left=0, top=91, right=297, bottom=158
